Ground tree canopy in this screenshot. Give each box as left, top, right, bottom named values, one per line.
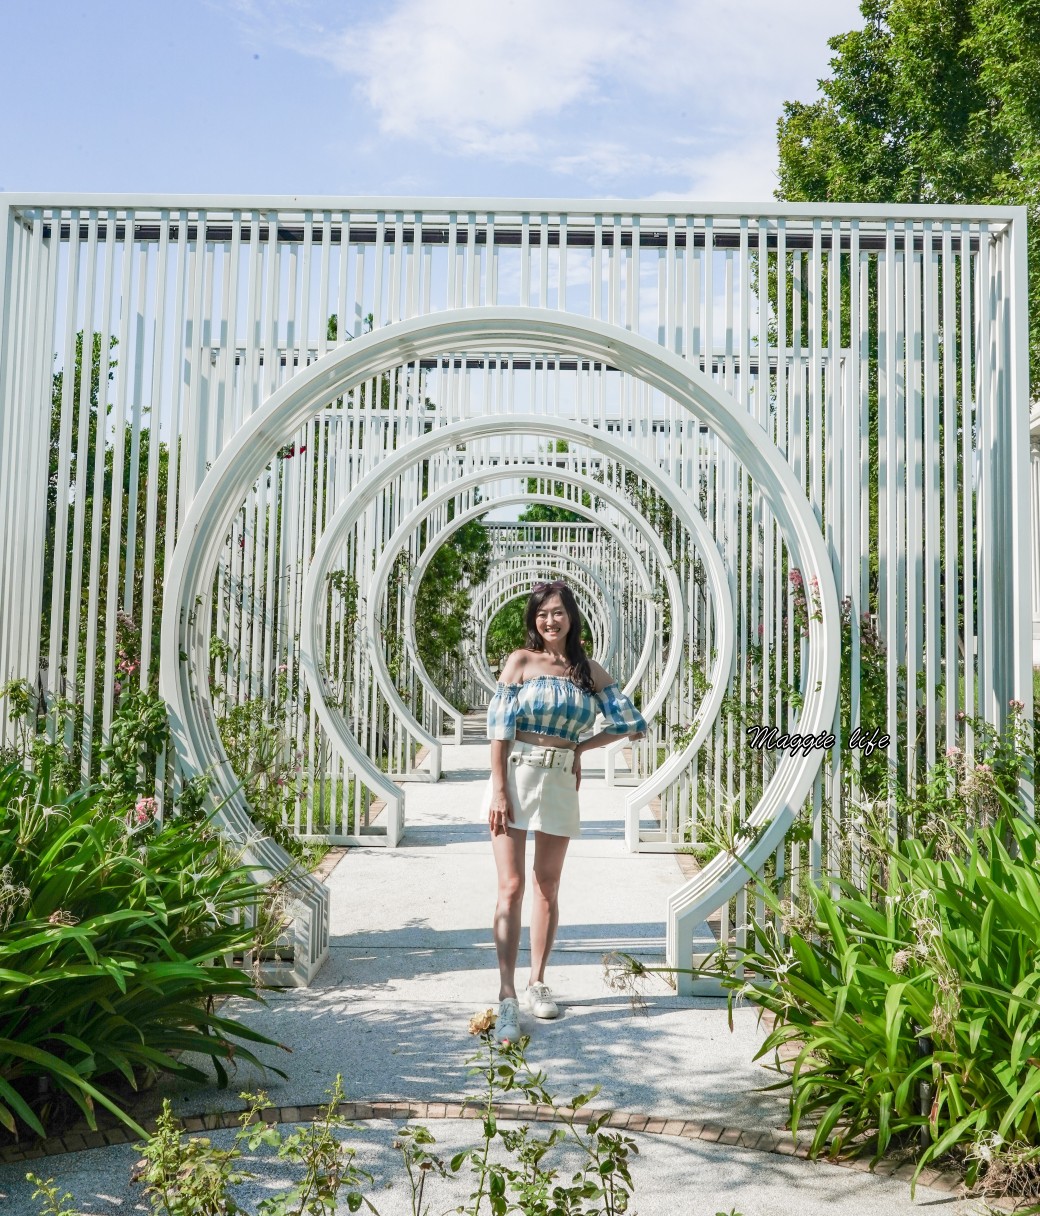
left=777, top=0, right=1040, bottom=393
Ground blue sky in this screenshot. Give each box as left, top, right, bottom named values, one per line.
left=1, top=0, right=862, bottom=200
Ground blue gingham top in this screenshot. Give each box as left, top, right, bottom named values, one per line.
left=486, top=674, right=647, bottom=744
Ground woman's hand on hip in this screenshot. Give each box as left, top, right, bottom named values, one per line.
left=572, top=747, right=582, bottom=791
left=488, top=787, right=514, bottom=836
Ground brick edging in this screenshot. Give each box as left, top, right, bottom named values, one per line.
left=0, top=1098, right=998, bottom=1205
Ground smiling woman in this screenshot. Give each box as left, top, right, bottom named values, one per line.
left=480, top=579, right=646, bottom=1044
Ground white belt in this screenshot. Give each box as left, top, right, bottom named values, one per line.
left=510, top=742, right=576, bottom=770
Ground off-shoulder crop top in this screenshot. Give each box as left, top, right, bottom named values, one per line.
left=486, top=674, right=647, bottom=744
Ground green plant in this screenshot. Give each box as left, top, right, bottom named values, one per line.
left=605, top=713, right=1039, bottom=1204
left=216, top=698, right=316, bottom=863
left=96, top=685, right=170, bottom=813
left=454, top=1010, right=639, bottom=1215
left=257, top=1075, right=379, bottom=1216
left=134, top=1079, right=380, bottom=1216
left=681, top=841, right=722, bottom=868
left=411, top=519, right=492, bottom=714
left=133, top=1095, right=258, bottom=1216
left=394, top=1124, right=447, bottom=1216
left=485, top=596, right=527, bottom=674
left=0, top=763, right=287, bottom=1139
left=25, top=1172, right=81, bottom=1216
left=712, top=801, right=1040, bottom=1197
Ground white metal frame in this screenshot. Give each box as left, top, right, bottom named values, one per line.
left=0, top=195, right=1029, bottom=991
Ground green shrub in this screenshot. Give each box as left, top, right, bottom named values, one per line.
left=720, top=803, right=1040, bottom=1193
left=0, top=763, right=286, bottom=1140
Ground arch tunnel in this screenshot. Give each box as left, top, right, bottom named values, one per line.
left=0, top=198, right=1028, bottom=994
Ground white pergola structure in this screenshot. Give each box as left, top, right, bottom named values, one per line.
left=0, top=196, right=1030, bottom=991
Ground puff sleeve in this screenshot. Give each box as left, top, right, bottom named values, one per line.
left=594, top=683, right=647, bottom=735
left=486, top=682, right=520, bottom=740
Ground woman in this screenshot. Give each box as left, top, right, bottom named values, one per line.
left=482, top=579, right=647, bottom=1044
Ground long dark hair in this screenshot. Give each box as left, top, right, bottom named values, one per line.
left=524, top=581, right=595, bottom=693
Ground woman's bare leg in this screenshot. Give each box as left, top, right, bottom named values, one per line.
left=491, top=827, right=527, bottom=999
left=529, top=831, right=570, bottom=984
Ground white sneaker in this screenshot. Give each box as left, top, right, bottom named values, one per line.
left=524, top=982, right=559, bottom=1019
left=495, top=997, right=521, bottom=1044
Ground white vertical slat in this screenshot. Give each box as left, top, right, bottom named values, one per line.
left=5, top=213, right=42, bottom=691
left=922, top=222, right=940, bottom=769
left=1006, top=210, right=1033, bottom=800
left=976, top=226, right=994, bottom=724
left=64, top=212, right=100, bottom=770
left=139, top=213, right=171, bottom=684
left=46, top=210, right=83, bottom=712
left=882, top=222, right=899, bottom=824
left=100, top=210, right=137, bottom=740
left=22, top=212, right=60, bottom=696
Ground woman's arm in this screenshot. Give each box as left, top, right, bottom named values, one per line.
left=572, top=661, right=645, bottom=786
left=489, top=738, right=513, bottom=834
left=488, top=650, right=525, bottom=835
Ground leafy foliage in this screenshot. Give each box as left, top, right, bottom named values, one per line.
left=485, top=598, right=527, bottom=673
left=217, top=697, right=316, bottom=865
left=453, top=1023, right=639, bottom=1216
left=777, top=0, right=1040, bottom=394
left=413, top=520, right=492, bottom=712
left=719, top=805, right=1040, bottom=1195
left=105, top=1024, right=642, bottom=1216
left=133, top=1077, right=377, bottom=1216
left=0, top=764, right=285, bottom=1141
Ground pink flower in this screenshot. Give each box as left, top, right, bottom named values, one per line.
left=1009, top=698, right=1025, bottom=712
left=946, top=746, right=961, bottom=758
left=135, top=796, right=157, bottom=822
left=975, top=762, right=993, bottom=775
left=789, top=569, right=803, bottom=587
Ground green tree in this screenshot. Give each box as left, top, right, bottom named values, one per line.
left=777, top=0, right=1040, bottom=393
left=485, top=597, right=528, bottom=671
left=413, top=519, right=493, bottom=712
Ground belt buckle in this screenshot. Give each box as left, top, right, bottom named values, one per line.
left=539, top=750, right=552, bottom=768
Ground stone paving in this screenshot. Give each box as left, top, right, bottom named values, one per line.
left=0, top=720, right=1001, bottom=1214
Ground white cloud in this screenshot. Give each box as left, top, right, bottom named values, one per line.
left=647, top=136, right=784, bottom=203
left=228, top=0, right=862, bottom=192
left=297, top=0, right=640, bottom=146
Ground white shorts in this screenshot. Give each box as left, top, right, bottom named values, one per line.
left=480, top=740, right=581, bottom=838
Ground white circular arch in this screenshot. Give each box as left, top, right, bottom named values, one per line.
left=388, top=472, right=678, bottom=750
left=160, top=307, right=841, bottom=988
left=468, top=554, right=615, bottom=689
left=312, top=440, right=702, bottom=794
left=402, top=493, right=661, bottom=742
left=472, top=545, right=619, bottom=675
